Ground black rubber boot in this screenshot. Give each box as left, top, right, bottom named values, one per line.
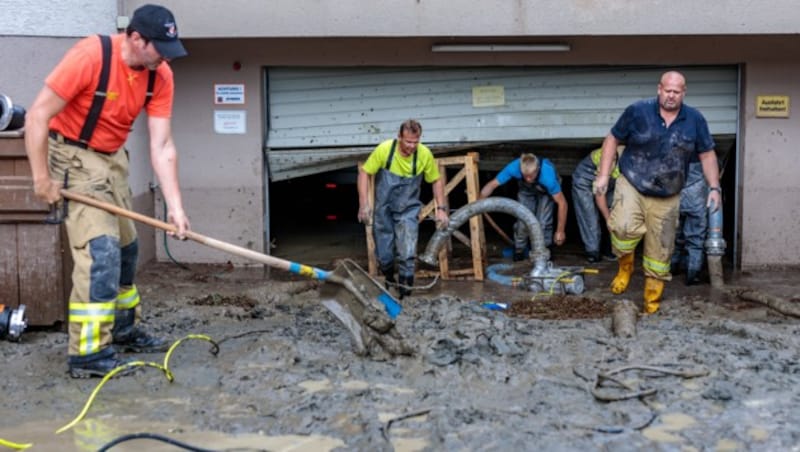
left=398, top=275, right=414, bottom=300
left=69, top=351, right=136, bottom=379
left=380, top=264, right=396, bottom=291
left=113, top=327, right=169, bottom=353
left=686, top=268, right=702, bottom=286
left=586, top=252, right=601, bottom=264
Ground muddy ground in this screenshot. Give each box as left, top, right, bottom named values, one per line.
left=2, top=247, right=800, bottom=451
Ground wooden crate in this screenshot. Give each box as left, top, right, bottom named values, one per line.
left=0, top=133, right=70, bottom=327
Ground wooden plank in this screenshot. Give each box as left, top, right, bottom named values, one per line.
left=18, top=224, right=66, bottom=326
left=435, top=161, right=450, bottom=279
left=447, top=268, right=478, bottom=276
left=419, top=166, right=465, bottom=221
left=0, top=213, right=50, bottom=223
left=364, top=170, right=377, bottom=276
left=61, top=225, right=73, bottom=324
left=0, top=225, right=19, bottom=307
left=0, top=137, right=27, bottom=157
left=14, top=160, right=32, bottom=176
left=435, top=155, right=469, bottom=166
left=465, top=152, right=486, bottom=281
left=0, top=182, right=50, bottom=212
left=0, top=160, right=14, bottom=176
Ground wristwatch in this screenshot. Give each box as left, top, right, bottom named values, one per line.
left=437, top=205, right=448, bottom=211
left=709, top=187, right=721, bottom=193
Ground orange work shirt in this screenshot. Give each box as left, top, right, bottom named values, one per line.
left=47, top=34, right=175, bottom=153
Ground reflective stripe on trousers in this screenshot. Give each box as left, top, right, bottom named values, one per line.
left=608, top=175, right=679, bottom=280
left=68, top=300, right=115, bottom=356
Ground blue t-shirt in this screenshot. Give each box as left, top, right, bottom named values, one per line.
left=495, top=157, right=561, bottom=195
left=612, top=98, right=715, bottom=197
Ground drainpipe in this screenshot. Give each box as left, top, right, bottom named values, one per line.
left=705, top=201, right=726, bottom=289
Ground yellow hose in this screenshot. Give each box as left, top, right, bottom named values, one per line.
left=55, top=334, right=219, bottom=435
left=0, top=438, right=32, bottom=450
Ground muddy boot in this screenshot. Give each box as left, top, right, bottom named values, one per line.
left=68, top=351, right=136, bottom=379
left=610, top=253, right=634, bottom=294
left=397, top=274, right=413, bottom=300
left=379, top=264, right=394, bottom=289
left=113, top=327, right=168, bottom=353
left=643, top=277, right=664, bottom=314
left=686, top=268, right=702, bottom=286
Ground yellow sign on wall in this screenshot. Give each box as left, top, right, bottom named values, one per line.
left=756, top=95, right=790, bottom=118
left=472, top=86, right=505, bottom=108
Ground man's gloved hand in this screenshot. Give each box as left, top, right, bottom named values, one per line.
left=593, top=174, right=609, bottom=196
left=358, top=204, right=372, bottom=224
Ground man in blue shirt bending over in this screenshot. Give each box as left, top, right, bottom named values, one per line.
left=480, top=153, right=568, bottom=261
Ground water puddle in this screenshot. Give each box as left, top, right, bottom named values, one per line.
left=0, top=418, right=345, bottom=452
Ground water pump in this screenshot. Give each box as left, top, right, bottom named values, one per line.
left=0, top=304, right=27, bottom=341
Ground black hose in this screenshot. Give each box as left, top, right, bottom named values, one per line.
left=97, top=432, right=218, bottom=452
left=163, top=198, right=191, bottom=270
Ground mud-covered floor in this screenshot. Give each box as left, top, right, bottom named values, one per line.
left=2, top=244, right=800, bottom=451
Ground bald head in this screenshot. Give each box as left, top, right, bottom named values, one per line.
left=657, top=71, right=687, bottom=113
left=660, top=71, right=686, bottom=88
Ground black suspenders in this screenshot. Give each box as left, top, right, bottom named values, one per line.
left=78, top=34, right=156, bottom=145
left=384, top=139, right=418, bottom=176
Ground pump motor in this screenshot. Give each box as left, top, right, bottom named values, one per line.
left=0, top=304, right=27, bottom=341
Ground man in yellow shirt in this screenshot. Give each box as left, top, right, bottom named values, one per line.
left=357, top=120, right=449, bottom=299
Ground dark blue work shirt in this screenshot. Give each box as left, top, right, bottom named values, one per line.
left=612, top=98, right=715, bottom=197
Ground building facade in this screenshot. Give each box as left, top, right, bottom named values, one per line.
left=2, top=0, right=798, bottom=269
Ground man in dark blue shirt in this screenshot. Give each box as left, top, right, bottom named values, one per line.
left=593, top=71, right=722, bottom=314
left=480, top=153, right=568, bottom=261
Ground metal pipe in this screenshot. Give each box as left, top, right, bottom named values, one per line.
left=705, top=201, right=726, bottom=288
left=419, top=197, right=550, bottom=273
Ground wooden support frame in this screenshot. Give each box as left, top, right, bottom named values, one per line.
left=364, top=152, right=486, bottom=281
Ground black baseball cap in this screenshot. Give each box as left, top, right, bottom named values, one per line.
left=129, top=4, right=187, bottom=59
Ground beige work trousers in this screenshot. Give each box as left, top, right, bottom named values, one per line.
left=608, top=175, right=680, bottom=280
left=48, top=137, right=137, bottom=356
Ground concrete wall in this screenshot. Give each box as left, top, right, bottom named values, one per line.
left=145, top=51, right=266, bottom=264
left=3, top=1, right=800, bottom=267
left=122, top=0, right=799, bottom=37
left=740, top=62, right=800, bottom=268
left=0, top=0, right=116, bottom=37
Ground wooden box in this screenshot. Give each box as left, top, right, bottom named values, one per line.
left=0, top=132, right=70, bottom=327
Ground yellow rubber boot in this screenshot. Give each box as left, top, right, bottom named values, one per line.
left=643, top=277, right=664, bottom=314
left=610, top=253, right=634, bottom=294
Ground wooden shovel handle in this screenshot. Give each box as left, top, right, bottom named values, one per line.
left=60, top=189, right=315, bottom=276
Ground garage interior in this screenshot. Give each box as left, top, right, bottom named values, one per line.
left=268, top=137, right=738, bottom=274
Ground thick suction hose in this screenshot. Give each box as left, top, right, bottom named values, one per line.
left=419, top=197, right=550, bottom=272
